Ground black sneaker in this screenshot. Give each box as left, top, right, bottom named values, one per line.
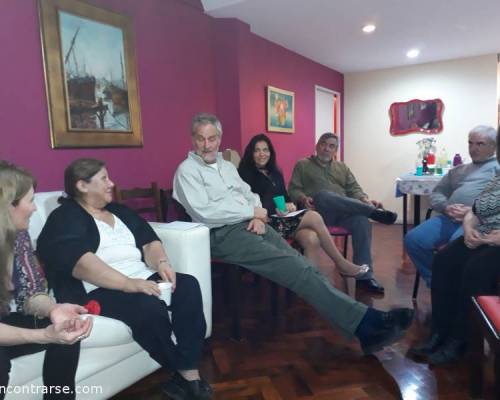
left=370, top=208, right=397, bottom=225
left=162, top=372, right=213, bottom=400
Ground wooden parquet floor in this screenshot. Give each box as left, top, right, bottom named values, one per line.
left=112, top=224, right=497, bottom=400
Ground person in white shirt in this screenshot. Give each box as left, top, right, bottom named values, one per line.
left=174, top=112, right=414, bottom=355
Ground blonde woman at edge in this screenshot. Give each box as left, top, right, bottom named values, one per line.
left=0, top=160, right=92, bottom=400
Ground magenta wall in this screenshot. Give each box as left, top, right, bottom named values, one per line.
left=212, top=19, right=343, bottom=182
left=238, top=26, right=344, bottom=181
left=0, top=0, right=216, bottom=191
left=0, top=0, right=343, bottom=190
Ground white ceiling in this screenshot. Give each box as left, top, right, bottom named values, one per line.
left=201, top=0, right=500, bottom=73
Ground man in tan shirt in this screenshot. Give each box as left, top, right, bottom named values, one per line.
left=289, top=133, right=397, bottom=294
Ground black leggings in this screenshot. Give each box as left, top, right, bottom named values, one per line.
left=87, top=272, right=206, bottom=370
left=431, top=236, right=500, bottom=340
left=0, top=314, right=80, bottom=400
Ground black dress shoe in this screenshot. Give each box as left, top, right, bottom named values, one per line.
left=369, top=208, right=398, bottom=225
left=428, top=338, right=466, bottom=365
left=381, top=308, right=414, bottom=331
left=357, top=307, right=414, bottom=355
left=357, top=278, right=385, bottom=294
left=162, top=372, right=213, bottom=400
left=408, top=333, right=444, bottom=358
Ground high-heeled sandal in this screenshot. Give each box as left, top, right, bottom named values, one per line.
left=338, top=264, right=370, bottom=278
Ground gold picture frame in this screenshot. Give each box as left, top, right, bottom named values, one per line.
left=39, top=0, right=143, bottom=148
left=267, top=85, right=294, bottom=133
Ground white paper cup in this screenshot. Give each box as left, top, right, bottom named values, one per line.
left=158, top=282, right=173, bottom=305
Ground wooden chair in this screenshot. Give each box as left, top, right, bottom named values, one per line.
left=113, top=182, right=164, bottom=222
left=222, top=148, right=241, bottom=167
left=469, top=295, right=500, bottom=399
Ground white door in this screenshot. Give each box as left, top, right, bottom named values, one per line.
left=315, top=86, right=341, bottom=159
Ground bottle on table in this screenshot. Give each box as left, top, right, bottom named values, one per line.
left=437, top=148, right=448, bottom=175
left=415, top=159, right=423, bottom=176
left=453, top=153, right=463, bottom=167
left=426, top=151, right=436, bottom=175
left=422, top=158, right=429, bottom=174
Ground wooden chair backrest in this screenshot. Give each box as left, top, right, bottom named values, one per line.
left=113, top=182, right=164, bottom=222
left=223, top=148, right=241, bottom=168
left=160, top=189, right=191, bottom=223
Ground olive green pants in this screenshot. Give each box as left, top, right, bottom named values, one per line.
left=210, top=222, right=367, bottom=337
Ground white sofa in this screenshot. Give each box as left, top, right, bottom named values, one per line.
left=6, top=191, right=212, bottom=400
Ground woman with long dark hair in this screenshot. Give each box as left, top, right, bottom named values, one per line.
left=238, top=134, right=369, bottom=283
left=0, top=160, right=92, bottom=400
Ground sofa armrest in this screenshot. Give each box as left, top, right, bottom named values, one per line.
left=148, top=222, right=212, bottom=337
left=80, top=315, right=134, bottom=348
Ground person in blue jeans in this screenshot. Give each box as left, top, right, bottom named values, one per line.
left=404, top=125, right=498, bottom=287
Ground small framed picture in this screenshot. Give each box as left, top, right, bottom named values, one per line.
left=267, top=86, right=294, bottom=133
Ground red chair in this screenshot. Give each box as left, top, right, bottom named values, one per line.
left=469, top=296, right=500, bottom=399
left=327, top=225, right=351, bottom=258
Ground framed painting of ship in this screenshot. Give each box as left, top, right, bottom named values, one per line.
left=39, top=0, right=143, bottom=148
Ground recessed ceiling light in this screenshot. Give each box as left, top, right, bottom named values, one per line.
left=407, top=49, right=420, bottom=58
left=362, top=24, right=376, bottom=33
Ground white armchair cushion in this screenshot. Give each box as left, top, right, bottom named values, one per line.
left=79, top=315, right=133, bottom=348
left=29, top=191, right=63, bottom=249
left=150, top=222, right=212, bottom=337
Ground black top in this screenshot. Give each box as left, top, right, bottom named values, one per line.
left=238, top=165, right=291, bottom=215
left=37, top=199, right=160, bottom=304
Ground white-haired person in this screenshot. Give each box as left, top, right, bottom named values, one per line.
left=174, top=113, right=414, bottom=356
left=0, top=160, right=92, bottom=400
left=409, top=127, right=500, bottom=365
left=404, top=125, right=498, bottom=287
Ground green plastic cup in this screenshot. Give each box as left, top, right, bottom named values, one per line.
left=272, top=195, right=287, bottom=213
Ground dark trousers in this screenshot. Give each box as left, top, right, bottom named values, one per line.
left=0, top=314, right=80, bottom=400
left=431, top=237, right=500, bottom=340
left=88, top=272, right=206, bottom=370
